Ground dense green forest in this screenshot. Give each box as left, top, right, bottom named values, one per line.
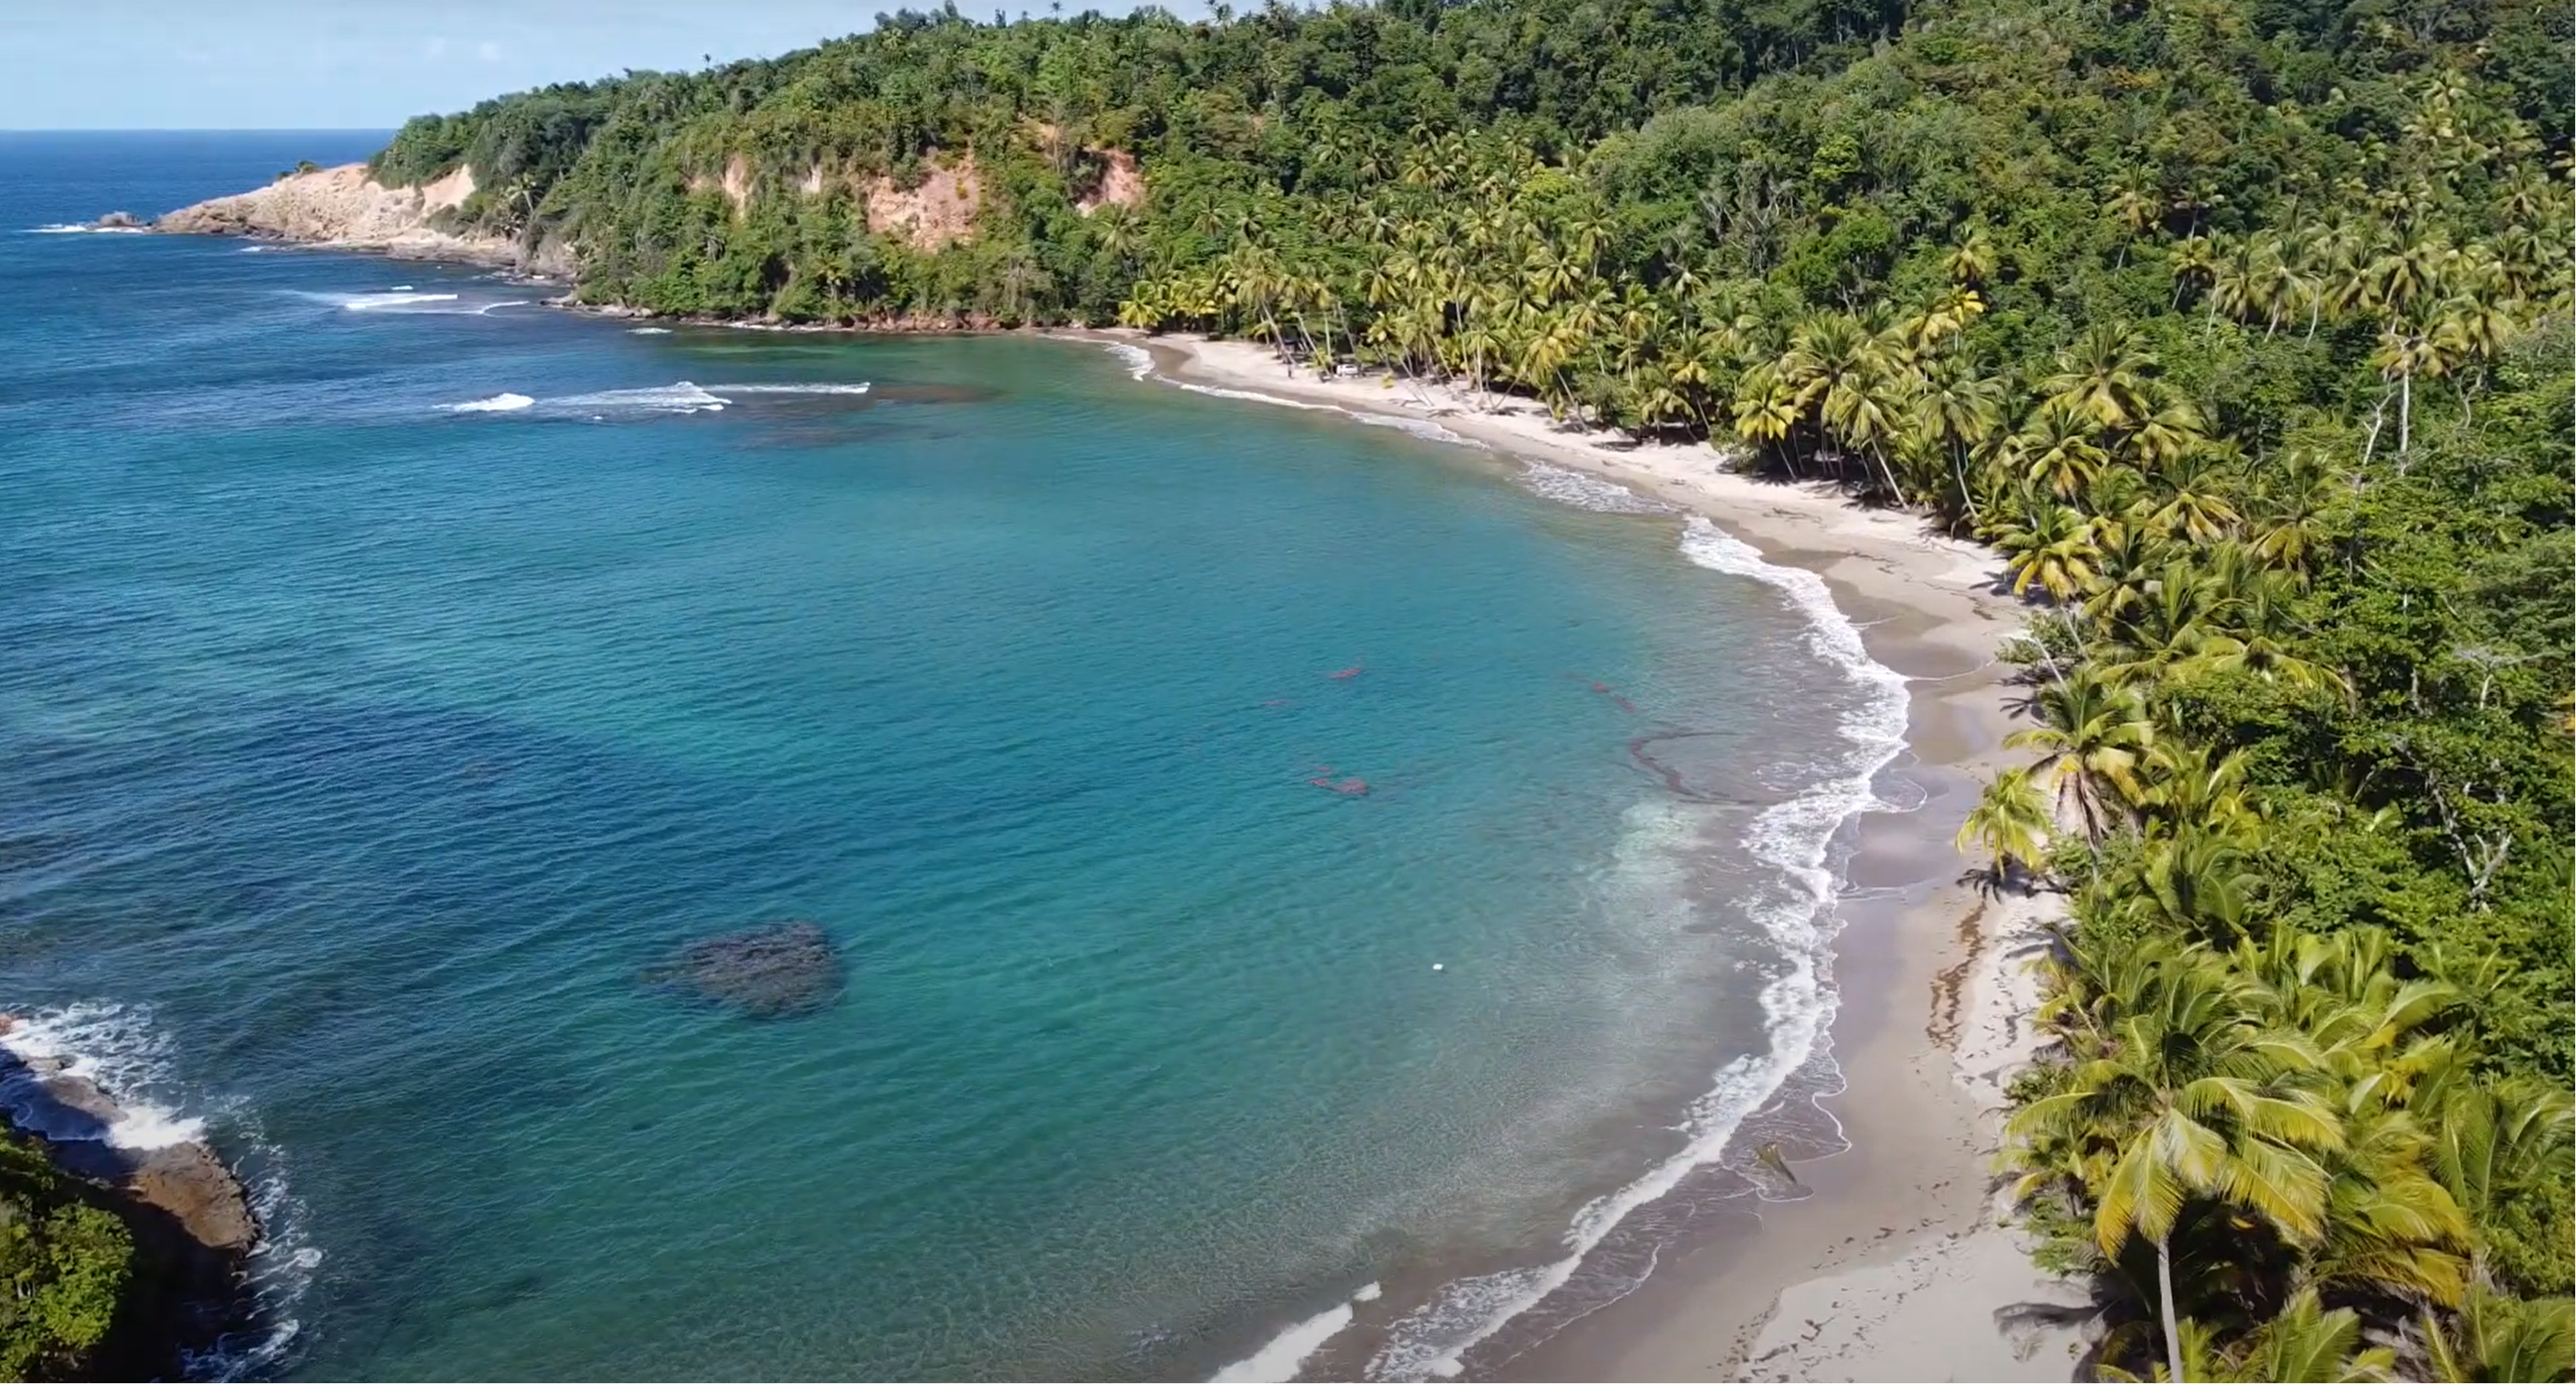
left=0, top=1132, right=131, bottom=1380
left=373, top=0, right=2571, bottom=1377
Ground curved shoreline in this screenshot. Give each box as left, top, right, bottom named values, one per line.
left=40, top=205, right=2083, bottom=1373
left=1101, top=332, right=2086, bottom=1382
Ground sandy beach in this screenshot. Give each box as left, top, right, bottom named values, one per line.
left=1086, top=331, right=2091, bottom=1382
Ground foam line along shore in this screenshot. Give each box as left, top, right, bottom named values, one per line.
left=1095, top=329, right=2089, bottom=1382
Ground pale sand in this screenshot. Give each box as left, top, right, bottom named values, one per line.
left=1072, top=331, right=2090, bottom=1382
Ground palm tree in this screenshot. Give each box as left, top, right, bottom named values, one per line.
left=2168, top=234, right=2220, bottom=310
left=2133, top=742, right=2255, bottom=837
left=2424, top=1076, right=2573, bottom=1244
left=1910, top=354, right=2009, bottom=522
left=2247, top=448, right=2341, bottom=573
left=2081, top=519, right=2169, bottom=630
left=2006, top=666, right=2153, bottom=839
left=1946, top=225, right=1998, bottom=286
left=1771, top=312, right=1913, bottom=496
left=2125, top=827, right=2260, bottom=943
left=2415, top=1286, right=2576, bottom=1383
left=1957, top=766, right=2054, bottom=884
left=2041, top=324, right=2158, bottom=431
left=1998, top=665, right=2164, bottom=835
left=2100, top=1289, right=2398, bottom=1381
left=2011, top=408, right=2111, bottom=502
left=1990, top=499, right=2104, bottom=604
left=2370, top=313, right=2463, bottom=458
left=2010, top=941, right=2343, bottom=1384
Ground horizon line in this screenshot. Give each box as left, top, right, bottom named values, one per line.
left=0, top=127, right=398, bottom=134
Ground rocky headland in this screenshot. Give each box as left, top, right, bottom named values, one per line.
left=0, top=1016, right=260, bottom=1379
left=152, top=163, right=572, bottom=276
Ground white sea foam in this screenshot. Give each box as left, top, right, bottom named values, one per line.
left=1175, top=380, right=1341, bottom=413
left=0, top=1004, right=207, bottom=1149
left=628, top=326, right=674, bottom=335
left=444, top=380, right=881, bottom=419
left=292, top=288, right=529, bottom=316
left=1210, top=1283, right=1381, bottom=1383
left=26, top=222, right=145, bottom=234
left=445, top=392, right=535, bottom=413
left=1349, top=517, right=1911, bottom=1381
left=337, top=291, right=460, bottom=311
left=1103, top=341, right=1155, bottom=380
left=1168, top=380, right=1489, bottom=450
left=1516, top=460, right=1672, bottom=514
left=1352, top=412, right=1484, bottom=448
left=551, top=381, right=731, bottom=414
left=1, top=1004, right=317, bottom=1378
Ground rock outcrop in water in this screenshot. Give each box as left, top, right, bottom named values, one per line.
left=0, top=1016, right=259, bottom=1378
left=644, top=921, right=845, bottom=1016
left=152, top=163, right=574, bottom=276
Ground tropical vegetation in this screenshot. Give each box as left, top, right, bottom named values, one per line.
left=367, top=0, right=2571, bottom=1376
left=0, top=1131, right=133, bottom=1381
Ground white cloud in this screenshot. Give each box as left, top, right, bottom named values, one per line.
left=424, top=37, right=449, bottom=59
left=476, top=40, right=503, bottom=62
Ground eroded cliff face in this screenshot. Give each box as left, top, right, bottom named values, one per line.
left=155, top=163, right=574, bottom=276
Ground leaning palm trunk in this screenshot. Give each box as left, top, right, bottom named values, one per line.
left=2157, top=1233, right=2187, bottom=1383
left=1868, top=443, right=1904, bottom=503
left=1952, top=443, right=1982, bottom=527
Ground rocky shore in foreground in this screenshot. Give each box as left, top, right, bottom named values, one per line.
left=0, top=1016, right=260, bottom=1379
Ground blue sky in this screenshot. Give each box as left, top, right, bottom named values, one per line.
left=2, top=2, right=1178, bottom=129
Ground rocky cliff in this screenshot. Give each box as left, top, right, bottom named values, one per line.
left=155, top=163, right=574, bottom=276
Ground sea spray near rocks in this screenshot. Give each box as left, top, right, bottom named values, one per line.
left=0, top=1007, right=272, bottom=1379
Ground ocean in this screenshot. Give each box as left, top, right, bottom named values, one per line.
left=0, top=133, right=1908, bottom=1380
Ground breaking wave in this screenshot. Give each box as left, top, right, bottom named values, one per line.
left=439, top=380, right=874, bottom=420
left=1515, top=460, right=1674, bottom=514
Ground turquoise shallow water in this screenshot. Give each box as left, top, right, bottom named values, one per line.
left=0, top=135, right=1900, bottom=1380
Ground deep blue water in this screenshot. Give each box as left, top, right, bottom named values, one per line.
left=0, top=133, right=1899, bottom=1380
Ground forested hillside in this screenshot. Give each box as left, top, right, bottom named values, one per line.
left=372, top=0, right=2571, bottom=1377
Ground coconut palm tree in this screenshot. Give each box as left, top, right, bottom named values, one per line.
left=1946, top=225, right=1998, bottom=286
left=2133, top=742, right=2256, bottom=838
left=1990, top=500, right=2104, bottom=604
left=1910, top=354, right=2009, bottom=521
left=2142, top=447, right=2244, bottom=543
left=1958, top=766, right=2055, bottom=885
left=2099, top=1289, right=2398, bottom=1382
left=2414, top=1286, right=2576, bottom=1383
left=2012, top=408, right=2111, bottom=502
left=2009, top=941, right=2343, bottom=1384
left=2041, top=324, right=2158, bottom=432
left=2125, top=827, right=2261, bottom=943
left=2008, top=666, right=2154, bottom=839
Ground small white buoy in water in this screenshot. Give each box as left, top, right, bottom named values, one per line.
left=1432, top=963, right=1445, bottom=972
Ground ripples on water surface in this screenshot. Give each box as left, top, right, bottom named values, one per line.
left=0, top=133, right=1903, bottom=1381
